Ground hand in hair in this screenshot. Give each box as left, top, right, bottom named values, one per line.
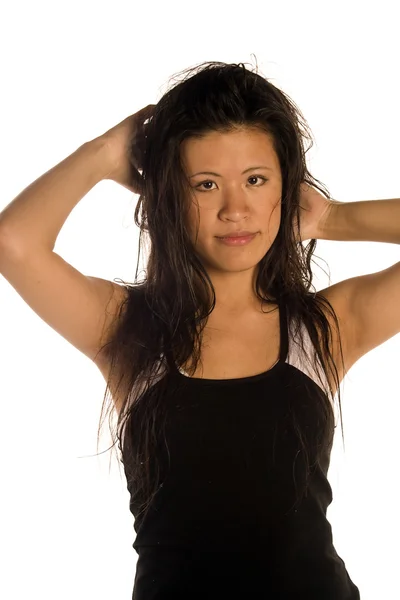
left=99, top=104, right=156, bottom=194
left=298, top=182, right=338, bottom=242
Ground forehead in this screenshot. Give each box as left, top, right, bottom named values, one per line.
left=181, top=128, right=277, bottom=167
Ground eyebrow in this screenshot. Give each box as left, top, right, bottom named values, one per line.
left=189, top=166, right=274, bottom=178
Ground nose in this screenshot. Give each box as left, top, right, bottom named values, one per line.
left=218, top=188, right=252, bottom=217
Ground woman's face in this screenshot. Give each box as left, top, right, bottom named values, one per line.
left=181, top=127, right=283, bottom=278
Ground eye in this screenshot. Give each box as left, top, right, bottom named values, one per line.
left=195, top=175, right=268, bottom=192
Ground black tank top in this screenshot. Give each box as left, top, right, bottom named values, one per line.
left=122, top=301, right=361, bottom=599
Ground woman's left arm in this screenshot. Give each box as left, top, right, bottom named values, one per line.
left=318, top=197, right=400, bottom=244
left=300, top=185, right=400, bottom=366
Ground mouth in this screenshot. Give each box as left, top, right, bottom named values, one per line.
left=217, top=231, right=257, bottom=239
left=216, top=232, right=258, bottom=245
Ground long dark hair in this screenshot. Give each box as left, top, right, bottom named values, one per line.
left=94, top=58, right=346, bottom=523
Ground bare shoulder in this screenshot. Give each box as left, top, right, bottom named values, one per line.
left=94, top=281, right=129, bottom=371
left=94, top=282, right=132, bottom=415
left=317, top=262, right=400, bottom=382
left=315, top=281, right=356, bottom=387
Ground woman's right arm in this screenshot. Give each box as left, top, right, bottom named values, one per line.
left=0, top=137, right=112, bottom=253
left=0, top=138, right=128, bottom=370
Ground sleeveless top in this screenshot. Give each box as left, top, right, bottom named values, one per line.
left=121, top=301, right=361, bottom=599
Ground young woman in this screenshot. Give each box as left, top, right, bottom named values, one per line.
left=3, top=60, right=398, bottom=599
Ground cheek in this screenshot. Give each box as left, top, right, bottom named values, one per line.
left=187, top=205, right=210, bottom=237
left=186, top=204, right=200, bottom=237
left=268, top=202, right=282, bottom=226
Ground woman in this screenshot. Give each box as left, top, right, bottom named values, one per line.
left=0, top=60, right=366, bottom=598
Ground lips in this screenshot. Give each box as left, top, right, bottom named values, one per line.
left=218, top=231, right=256, bottom=238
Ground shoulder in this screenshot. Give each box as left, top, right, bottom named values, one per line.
left=317, top=262, right=400, bottom=380
left=315, top=282, right=356, bottom=385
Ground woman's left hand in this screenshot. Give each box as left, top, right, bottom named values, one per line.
left=297, top=182, right=337, bottom=242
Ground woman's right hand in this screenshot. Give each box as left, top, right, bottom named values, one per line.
left=96, top=103, right=156, bottom=194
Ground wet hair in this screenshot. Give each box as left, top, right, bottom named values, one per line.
left=93, top=58, right=346, bottom=523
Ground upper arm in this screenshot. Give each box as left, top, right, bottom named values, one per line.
left=0, top=240, right=129, bottom=364
left=330, top=261, right=400, bottom=366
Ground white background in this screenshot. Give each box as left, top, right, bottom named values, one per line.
left=1, top=1, right=399, bottom=598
